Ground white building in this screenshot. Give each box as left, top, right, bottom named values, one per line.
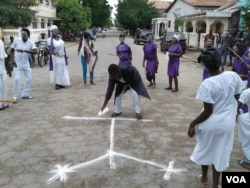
left=164, top=0, right=239, bottom=47
left=2, top=0, right=56, bottom=44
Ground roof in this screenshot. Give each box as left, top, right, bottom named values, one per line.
left=151, top=0, right=171, bottom=10
left=183, top=0, right=235, bottom=7
left=180, top=0, right=239, bottom=19
left=165, top=0, right=236, bottom=12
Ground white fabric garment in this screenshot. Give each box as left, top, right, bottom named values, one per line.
left=238, top=88, right=250, bottom=160
left=0, top=39, right=7, bottom=107
left=47, top=38, right=70, bottom=86
left=190, top=71, right=246, bottom=172
left=11, top=38, right=36, bottom=69
left=114, top=85, right=141, bottom=114
left=0, top=39, right=7, bottom=60
left=0, top=40, right=7, bottom=74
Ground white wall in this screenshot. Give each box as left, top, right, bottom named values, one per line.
left=167, top=1, right=194, bottom=32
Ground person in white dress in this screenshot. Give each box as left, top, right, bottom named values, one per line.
left=237, top=88, right=250, bottom=170
left=47, top=25, right=70, bottom=90
left=0, top=38, right=8, bottom=110
left=187, top=49, right=246, bottom=188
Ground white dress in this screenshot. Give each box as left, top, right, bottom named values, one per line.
left=0, top=39, right=7, bottom=106
left=190, top=71, right=246, bottom=171
left=47, top=38, right=70, bottom=86
left=238, top=88, right=250, bottom=160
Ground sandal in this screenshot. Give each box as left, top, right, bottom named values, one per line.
left=238, top=159, right=250, bottom=170
left=55, top=84, right=61, bottom=90
left=22, top=96, right=34, bottom=99
left=111, top=112, right=122, bottom=117
left=197, top=174, right=208, bottom=188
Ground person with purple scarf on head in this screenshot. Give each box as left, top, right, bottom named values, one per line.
left=165, top=34, right=183, bottom=92
left=142, top=33, right=159, bottom=89
left=116, top=34, right=132, bottom=66
left=232, top=42, right=250, bottom=113
left=47, top=25, right=70, bottom=90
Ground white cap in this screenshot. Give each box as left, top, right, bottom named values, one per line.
left=173, top=34, right=180, bottom=41
left=50, top=25, right=58, bottom=31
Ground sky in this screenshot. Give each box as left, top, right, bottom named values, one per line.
left=107, top=0, right=118, bottom=20
left=107, top=0, right=174, bottom=20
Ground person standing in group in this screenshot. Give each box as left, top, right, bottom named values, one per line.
left=0, top=37, right=9, bottom=110
left=10, top=28, right=37, bottom=100
left=47, top=25, right=70, bottom=90
left=77, top=32, right=93, bottom=86
left=237, top=87, right=250, bottom=171
left=220, top=32, right=231, bottom=66
left=165, top=34, right=183, bottom=92
left=243, top=36, right=250, bottom=57
left=198, top=38, right=222, bottom=80
left=116, top=34, right=132, bottom=66
left=187, top=48, right=245, bottom=188
left=142, top=33, right=159, bottom=89
left=204, top=29, right=215, bottom=48
left=215, top=32, right=222, bottom=50
left=39, top=33, right=48, bottom=52
left=100, top=64, right=150, bottom=120
left=231, top=42, right=250, bottom=113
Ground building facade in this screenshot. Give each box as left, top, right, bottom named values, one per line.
left=163, top=0, right=240, bottom=48
left=2, top=0, right=56, bottom=44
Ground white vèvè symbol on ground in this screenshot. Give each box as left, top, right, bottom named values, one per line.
left=48, top=116, right=186, bottom=183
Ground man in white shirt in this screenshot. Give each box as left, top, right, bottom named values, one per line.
left=10, top=28, right=37, bottom=100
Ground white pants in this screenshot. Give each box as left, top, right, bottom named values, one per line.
left=115, top=86, right=141, bottom=114
left=0, top=73, right=7, bottom=107
left=13, top=66, right=32, bottom=98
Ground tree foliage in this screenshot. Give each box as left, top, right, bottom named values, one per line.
left=0, top=0, right=37, bottom=28
left=82, top=0, right=112, bottom=27
left=241, top=6, right=250, bottom=36
left=56, top=0, right=91, bottom=32
left=116, top=0, right=159, bottom=32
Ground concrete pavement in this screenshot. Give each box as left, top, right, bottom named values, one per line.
left=0, top=34, right=245, bottom=188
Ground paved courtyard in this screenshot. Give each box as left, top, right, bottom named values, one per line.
left=0, top=31, right=246, bottom=188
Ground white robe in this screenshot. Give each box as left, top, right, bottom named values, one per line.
left=190, top=71, right=246, bottom=171
left=238, top=88, right=250, bottom=160
left=47, top=38, right=70, bottom=86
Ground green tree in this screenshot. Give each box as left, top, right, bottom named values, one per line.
left=56, top=0, right=91, bottom=32
left=174, top=18, right=184, bottom=32
left=0, top=0, right=37, bottom=28
left=116, top=0, right=159, bottom=33
left=82, top=0, right=112, bottom=27
left=241, top=6, right=250, bottom=35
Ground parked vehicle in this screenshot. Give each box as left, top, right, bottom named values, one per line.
left=134, top=29, right=152, bottom=45
left=160, top=32, right=187, bottom=53
left=37, top=47, right=49, bottom=67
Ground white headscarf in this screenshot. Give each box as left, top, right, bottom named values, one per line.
left=173, top=34, right=180, bottom=42
left=50, top=25, right=58, bottom=31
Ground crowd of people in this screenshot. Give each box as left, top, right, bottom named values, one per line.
left=1, top=25, right=250, bottom=187
left=192, top=27, right=250, bottom=188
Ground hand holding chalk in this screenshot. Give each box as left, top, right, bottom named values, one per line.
left=98, top=107, right=109, bottom=116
